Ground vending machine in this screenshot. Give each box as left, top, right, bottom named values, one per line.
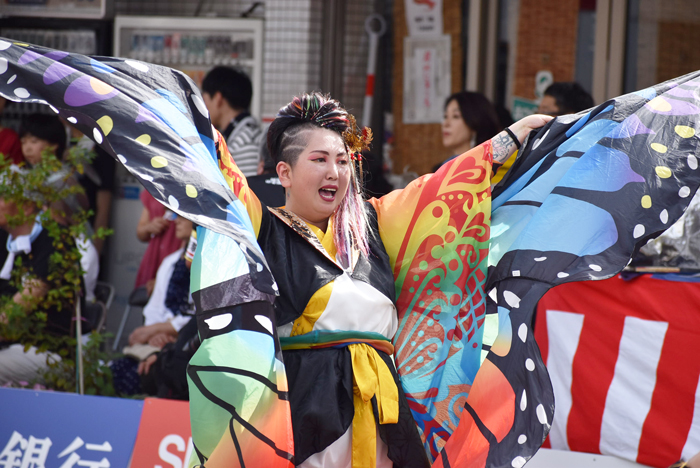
left=113, top=16, right=263, bottom=116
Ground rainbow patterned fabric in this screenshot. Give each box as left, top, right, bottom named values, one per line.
left=2, top=38, right=700, bottom=467
left=369, top=145, right=493, bottom=459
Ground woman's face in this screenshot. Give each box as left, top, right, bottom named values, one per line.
left=21, top=134, right=56, bottom=166
left=277, top=128, right=350, bottom=230
left=442, top=99, right=474, bottom=153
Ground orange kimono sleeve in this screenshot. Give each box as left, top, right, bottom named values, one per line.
left=215, top=128, right=264, bottom=237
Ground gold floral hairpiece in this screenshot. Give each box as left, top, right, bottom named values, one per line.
left=342, top=115, right=373, bottom=194
left=342, top=115, right=373, bottom=157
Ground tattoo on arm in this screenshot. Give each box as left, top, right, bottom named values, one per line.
left=492, top=131, right=518, bottom=164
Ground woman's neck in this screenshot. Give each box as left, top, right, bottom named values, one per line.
left=286, top=206, right=329, bottom=232
left=301, top=215, right=328, bottom=233
left=451, top=141, right=473, bottom=156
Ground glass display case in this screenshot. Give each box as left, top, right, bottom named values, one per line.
left=113, top=15, right=263, bottom=118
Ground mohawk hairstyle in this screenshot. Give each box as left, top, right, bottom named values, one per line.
left=267, top=92, right=372, bottom=261
left=268, top=93, right=349, bottom=163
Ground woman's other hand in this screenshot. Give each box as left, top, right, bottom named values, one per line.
left=137, top=353, right=158, bottom=376
left=509, top=114, right=553, bottom=141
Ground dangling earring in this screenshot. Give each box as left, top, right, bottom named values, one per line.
left=351, top=152, right=364, bottom=195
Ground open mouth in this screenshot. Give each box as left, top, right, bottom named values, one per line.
left=319, top=187, right=337, bottom=201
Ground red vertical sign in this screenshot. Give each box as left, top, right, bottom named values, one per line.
left=130, top=398, right=192, bottom=468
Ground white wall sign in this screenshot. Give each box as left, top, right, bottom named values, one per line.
left=403, top=35, right=451, bottom=124
left=405, top=0, right=444, bottom=37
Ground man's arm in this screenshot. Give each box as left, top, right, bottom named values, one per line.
left=128, top=321, right=177, bottom=346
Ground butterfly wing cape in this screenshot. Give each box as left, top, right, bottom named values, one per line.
left=0, top=39, right=293, bottom=466
left=369, top=69, right=700, bottom=466
left=421, top=73, right=700, bottom=467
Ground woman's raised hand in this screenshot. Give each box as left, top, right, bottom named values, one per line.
left=492, top=114, right=553, bottom=164
left=509, top=114, right=553, bottom=141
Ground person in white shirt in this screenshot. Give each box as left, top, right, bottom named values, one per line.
left=127, top=215, right=193, bottom=349
left=201, top=66, right=262, bottom=177
left=110, top=215, right=194, bottom=395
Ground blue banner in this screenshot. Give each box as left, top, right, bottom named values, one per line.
left=0, top=388, right=144, bottom=468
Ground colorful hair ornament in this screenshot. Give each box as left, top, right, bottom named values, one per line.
left=342, top=114, right=372, bottom=196
left=277, top=93, right=349, bottom=133
left=342, top=114, right=373, bottom=155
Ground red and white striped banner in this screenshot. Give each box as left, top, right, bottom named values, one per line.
left=535, top=275, right=700, bottom=467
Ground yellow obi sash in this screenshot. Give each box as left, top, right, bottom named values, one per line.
left=280, top=332, right=399, bottom=468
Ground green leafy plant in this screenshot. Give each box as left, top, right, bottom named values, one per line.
left=42, top=331, right=116, bottom=396
left=0, top=146, right=114, bottom=396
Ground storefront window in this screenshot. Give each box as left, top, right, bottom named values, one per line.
left=574, top=0, right=596, bottom=95
left=624, top=0, right=700, bottom=93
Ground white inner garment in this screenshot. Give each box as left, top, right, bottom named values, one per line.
left=312, top=271, right=398, bottom=339
left=298, top=426, right=391, bottom=468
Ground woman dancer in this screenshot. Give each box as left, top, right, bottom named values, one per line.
left=204, top=92, right=549, bottom=467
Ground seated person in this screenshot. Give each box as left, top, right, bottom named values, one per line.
left=201, top=66, right=262, bottom=177
left=19, top=114, right=99, bottom=302
left=0, top=184, right=81, bottom=386
left=111, top=215, right=194, bottom=395
left=138, top=223, right=200, bottom=400
left=134, top=190, right=181, bottom=294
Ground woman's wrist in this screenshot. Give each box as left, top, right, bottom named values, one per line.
left=504, top=127, right=522, bottom=149
left=507, top=119, right=536, bottom=144
left=492, top=114, right=553, bottom=164
left=492, top=129, right=519, bottom=164
left=136, top=224, right=151, bottom=241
